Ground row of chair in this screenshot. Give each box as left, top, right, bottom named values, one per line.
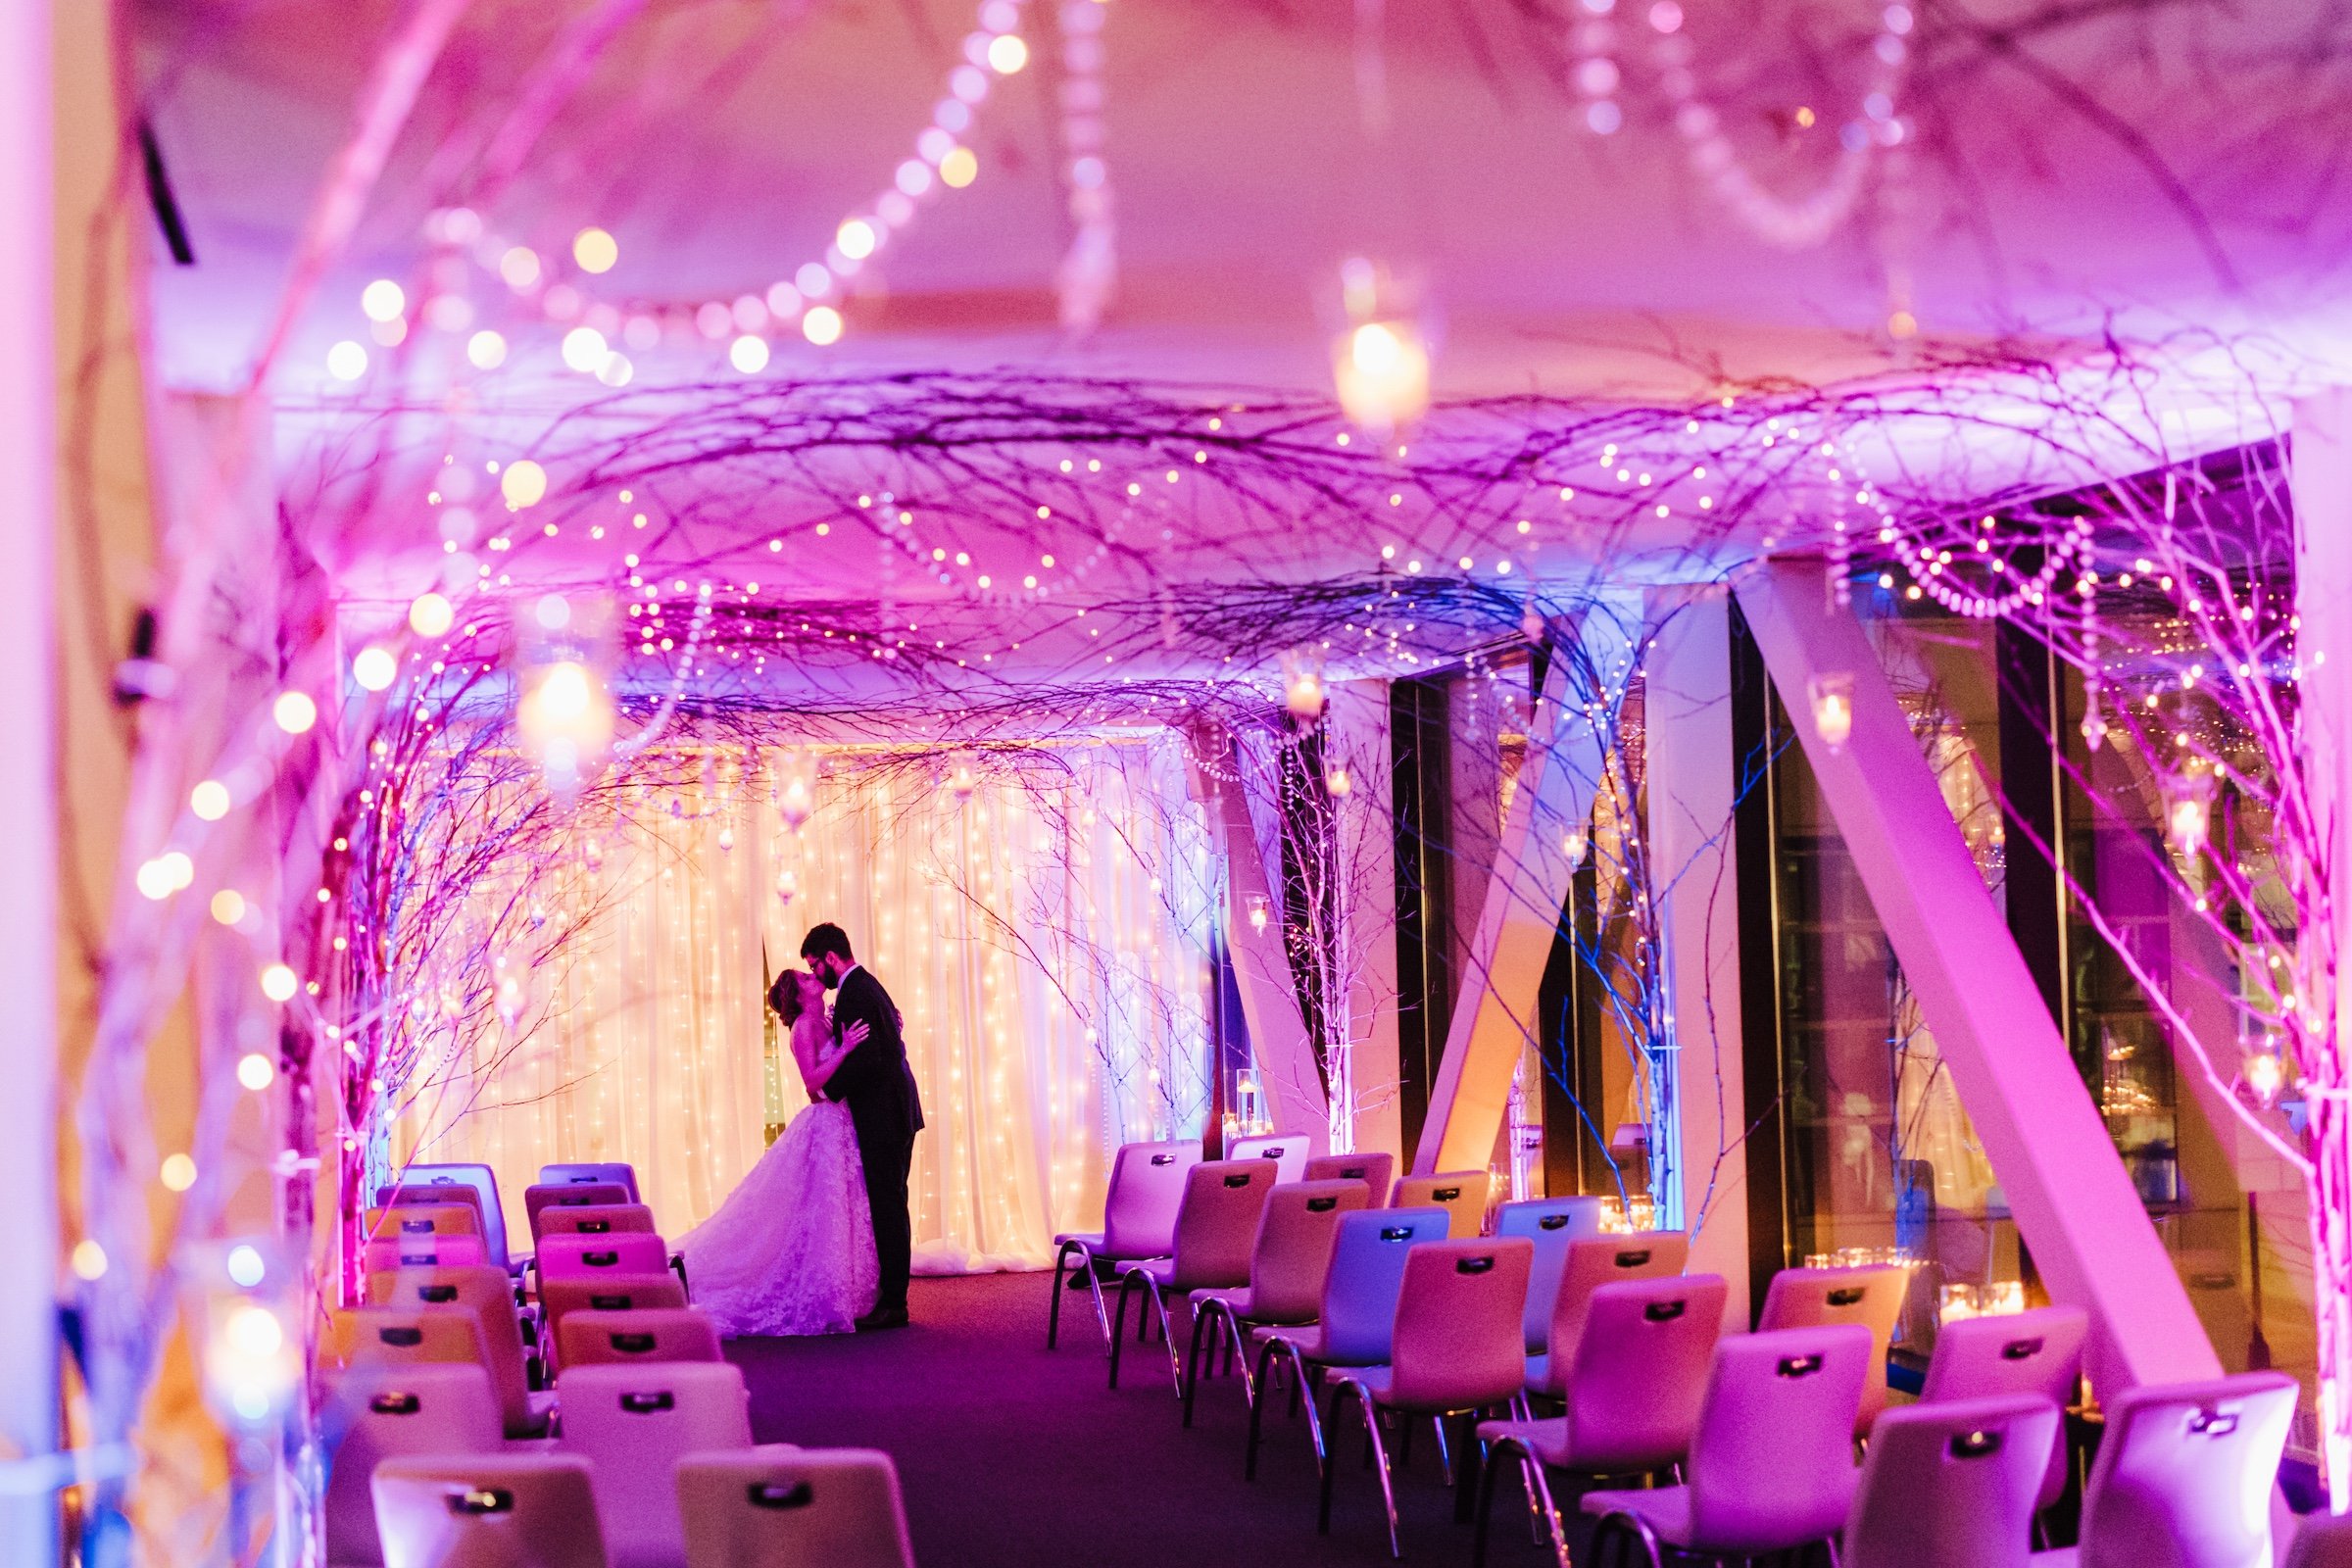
left=1045, top=1138, right=1493, bottom=1353
left=1052, top=1138, right=2310, bottom=1564
left=325, top=1359, right=913, bottom=1568
left=336, top=1159, right=760, bottom=1565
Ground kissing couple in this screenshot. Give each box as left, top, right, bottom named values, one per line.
left=676, top=923, right=925, bottom=1335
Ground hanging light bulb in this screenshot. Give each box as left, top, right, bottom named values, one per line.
left=1563, top=826, right=1590, bottom=865
left=775, top=866, right=798, bottom=906
left=1324, top=761, right=1352, bottom=797
left=1330, top=258, right=1431, bottom=435
left=2081, top=704, right=2108, bottom=752
left=1282, top=649, right=1327, bottom=722
left=777, top=754, right=815, bottom=830
left=717, top=825, right=735, bottom=853
left=950, top=753, right=980, bottom=798
left=1247, top=893, right=1270, bottom=933
left=2245, top=1041, right=2285, bottom=1106
left=2169, top=787, right=2212, bottom=858
left=1808, top=672, right=1855, bottom=752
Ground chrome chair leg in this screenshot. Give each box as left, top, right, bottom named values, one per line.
left=1144, top=1280, right=1186, bottom=1396
left=1223, top=1311, right=1257, bottom=1406
left=1433, top=1414, right=1453, bottom=1487
left=1183, top=1301, right=1218, bottom=1428
left=1107, top=1271, right=1144, bottom=1389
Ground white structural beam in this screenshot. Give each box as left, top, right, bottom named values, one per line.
left=1737, top=561, right=2217, bottom=1392
left=1415, top=611, right=1635, bottom=1176
left=0, top=0, right=59, bottom=1552
left=1220, top=739, right=1329, bottom=1153
left=1643, top=588, right=1751, bottom=1328
left=2294, top=385, right=2352, bottom=1491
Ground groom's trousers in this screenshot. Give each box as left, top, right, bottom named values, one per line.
left=860, top=1134, right=915, bottom=1313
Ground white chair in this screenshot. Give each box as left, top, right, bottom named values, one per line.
left=384, top=1163, right=513, bottom=1274
left=1107, top=1158, right=1278, bottom=1394
left=560, top=1361, right=754, bottom=1568
left=1247, top=1205, right=1451, bottom=1482
left=1919, top=1304, right=2087, bottom=1517
left=1523, top=1233, right=1690, bottom=1399
left=1319, top=1237, right=1533, bottom=1558
left=1390, top=1171, right=1492, bottom=1238
left=1229, top=1132, right=1310, bottom=1186
left=1184, top=1178, right=1369, bottom=1426
left=1756, top=1263, right=1909, bottom=1437
left=1583, top=1324, right=1871, bottom=1565
left=321, top=1363, right=504, bottom=1568
left=372, top=1452, right=607, bottom=1568
left=2031, top=1371, right=2298, bottom=1568
left=542, top=1161, right=642, bottom=1201
left=556, top=1307, right=724, bottom=1369
left=677, top=1448, right=913, bottom=1568
left=1843, top=1395, right=2061, bottom=1568
left=365, top=1264, right=553, bottom=1439
left=1472, top=1273, right=1728, bottom=1567
left=1493, top=1198, right=1605, bottom=1352
left=1047, top=1139, right=1200, bottom=1351
left=1303, top=1152, right=1396, bottom=1206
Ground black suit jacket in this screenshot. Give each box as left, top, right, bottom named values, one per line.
left=825, top=966, right=925, bottom=1149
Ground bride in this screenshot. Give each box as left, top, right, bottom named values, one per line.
left=676, top=968, right=879, bottom=1336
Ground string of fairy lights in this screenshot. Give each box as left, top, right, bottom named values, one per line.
left=329, top=0, right=1101, bottom=385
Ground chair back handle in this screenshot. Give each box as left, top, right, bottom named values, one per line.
left=2000, top=1337, right=2045, bottom=1361
left=1379, top=1226, right=1416, bottom=1242
left=620, top=1392, right=674, bottom=1414
left=1150, top=1153, right=1177, bottom=1166
left=1776, top=1353, right=1826, bottom=1378
left=590, top=1294, right=632, bottom=1310
left=748, top=1481, right=814, bottom=1510
left=400, top=1219, right=432, bottom=1234
left=1433, top=1187, right=1462, bottom=1201
left=1614, top=1250, right=1652, bottom=1268
left=369, top=1392, right=420, bottom=1415
left=1827, top=1286, right=1866, bottom=1307
left=1456, top=1254, right=1496, bottom=1276
left=448, top=1488, right=514, bottom=1516
left=1951, top=1428, right=2005, bottom=1459
left=419, top=1285, right=459, bottom=1303
left=579, top=1220, right=611, bottom=1234
left=1540, top=1214, right=1572, bottom=1231
left=1222, top=1174, right=1251, bottom=1188
left=2188, top=1408, right=2240, bottom=1438
left=612, top=1333, right=656, bottom=1353
left=584, top=1250, right=619, bottom=1267
left=379, top=1327, right=424, bottom=1348
left=1642, top=1299, right=1687, bottom=1323
left=1306, top=1197, right=1338, bottom=1212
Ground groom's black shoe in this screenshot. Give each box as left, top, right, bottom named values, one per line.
left=856, top=1305, right=910, bottom=1332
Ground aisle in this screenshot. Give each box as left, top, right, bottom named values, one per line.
left=723, top=1272, right=1570, bottom=1565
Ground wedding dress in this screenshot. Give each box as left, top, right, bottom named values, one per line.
left=676, top=1028, right=879, bottom=1337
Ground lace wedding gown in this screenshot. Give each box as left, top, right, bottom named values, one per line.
left=676, top=1095, right=879, bottom=1337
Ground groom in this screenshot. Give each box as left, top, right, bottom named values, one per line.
left=802, top=922, right=924, bottom=1330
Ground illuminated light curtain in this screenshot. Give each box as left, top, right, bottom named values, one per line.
left=399, top=734, right=1214, bottom=1270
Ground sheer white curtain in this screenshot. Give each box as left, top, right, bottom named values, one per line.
left=398, top=733, right=1215, bottom=1270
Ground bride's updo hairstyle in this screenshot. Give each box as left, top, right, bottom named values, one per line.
left=768, top=969, right=809, bottom=1026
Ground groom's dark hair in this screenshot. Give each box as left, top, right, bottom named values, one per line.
left=801, top=923, right=855, bottom=964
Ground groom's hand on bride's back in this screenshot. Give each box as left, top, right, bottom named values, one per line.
left=840, top=1019, right=869, bottom=1053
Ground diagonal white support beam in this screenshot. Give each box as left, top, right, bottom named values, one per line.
left=1415, top=609, right=1636, bottom=1176
left=1219, top=740, right=1329, bottom=1153
left=1737, top=561, right=2217, bottom=1392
